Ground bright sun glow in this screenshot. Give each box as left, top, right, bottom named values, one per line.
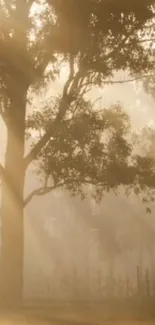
left=59, top=65, right=70, bottom=82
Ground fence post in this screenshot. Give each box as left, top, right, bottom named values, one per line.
left=145, top=268, right=150, bottom=297
left=137, top=265, right=141, bottom=297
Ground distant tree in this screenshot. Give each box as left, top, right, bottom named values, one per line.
left=0, top=0, right=155, bottom=306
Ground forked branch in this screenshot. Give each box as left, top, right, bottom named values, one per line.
left=24, top=185, right=58, bottom=207
left=24, top=56, right=79, bottom=170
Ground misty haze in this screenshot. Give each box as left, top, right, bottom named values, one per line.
left=1, top=0, right=155, bottom=324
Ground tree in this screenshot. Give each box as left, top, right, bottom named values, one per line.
left=0, top=0, right=155, bottom=306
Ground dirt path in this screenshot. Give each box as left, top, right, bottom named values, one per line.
left=1, top=309, right=155, bottom=325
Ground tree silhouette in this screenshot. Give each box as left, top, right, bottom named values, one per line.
left=0, top=0, right=155, bottom=306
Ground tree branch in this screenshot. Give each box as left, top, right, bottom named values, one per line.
left=138, top=38, right=155, bottom=43
left=24, top=98, right=67, bottom=169
left=62, top=55, right=74, bottom=97
left=24, top=184, right=58, bottom=207
left=81, top=74, right=151, bottom=90
left=24, top=58, right=81, bottom=170
left=24, top=178, right=98, bottom=207
left=24, top=27, right=146, bottom=170
left=103, top=74, right=151, bottom=85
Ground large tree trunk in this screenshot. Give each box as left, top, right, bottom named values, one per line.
left=0, top=98, right=26, bottom=307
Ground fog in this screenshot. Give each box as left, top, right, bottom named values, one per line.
left=2, top=78, right=151, bottom=300
left=1, top=64, right=155, bottom=300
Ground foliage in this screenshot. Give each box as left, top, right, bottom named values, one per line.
left=1, top=0, right=155, bottom=305
left=27, top=101, right=134, bottom=198
left=0, top=0, right=154, bottom=106
left=0, top=0, right=155, bottom=202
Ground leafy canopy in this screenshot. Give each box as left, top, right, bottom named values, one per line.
left=0, top=0, right=155, bottom=204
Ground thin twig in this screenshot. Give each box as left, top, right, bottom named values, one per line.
left=103, top=74, right=151, bottom=85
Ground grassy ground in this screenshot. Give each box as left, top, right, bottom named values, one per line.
left=1, top=315, right=155, bottom=325
left=1, top=301, right=155, bottom=325
left=1, top=313, right=155, bottom=325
